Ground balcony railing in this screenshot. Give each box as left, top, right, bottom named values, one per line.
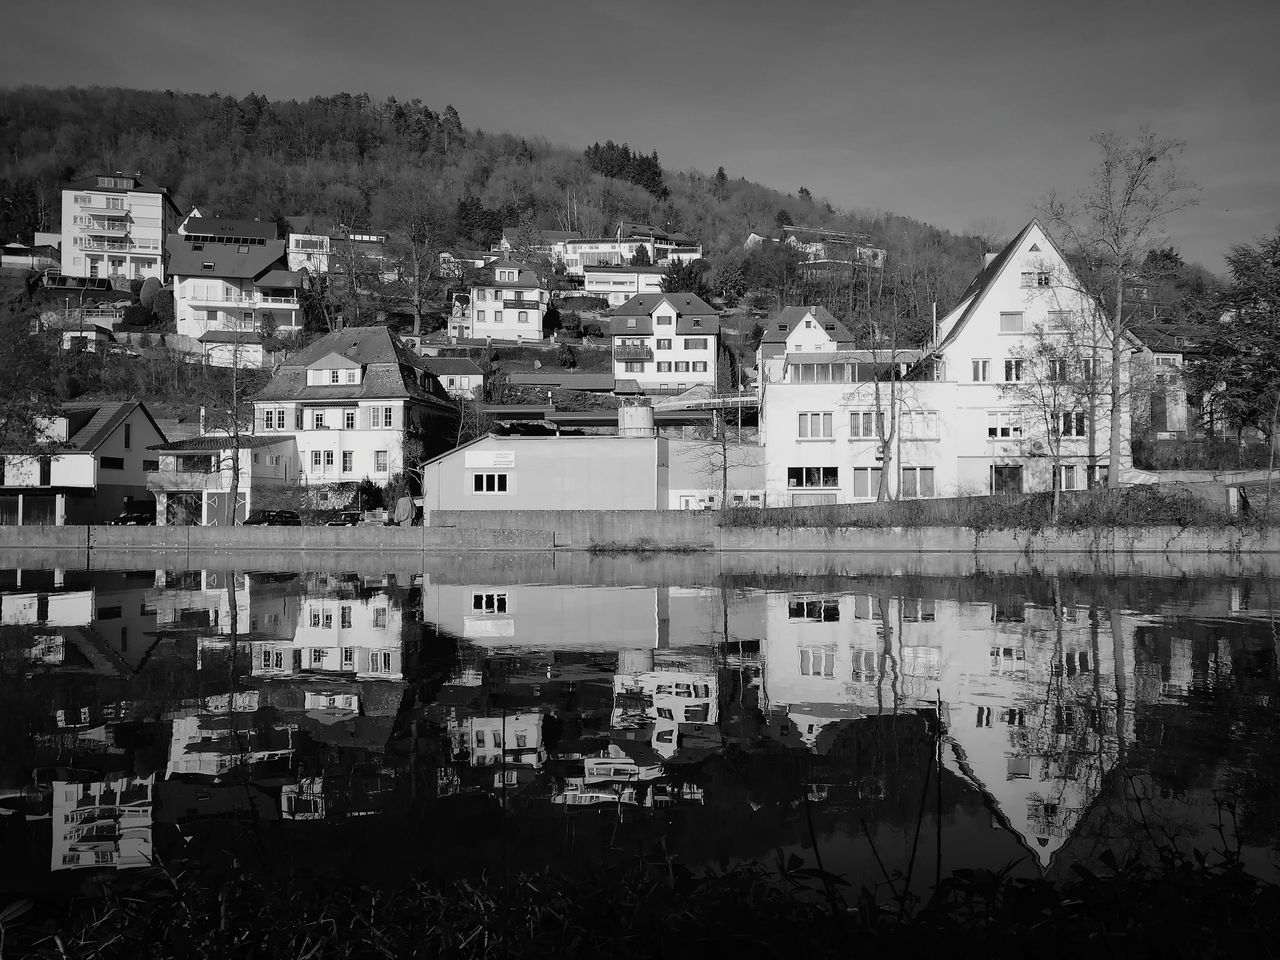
left=184, top=292, right=300, bottom=308
left=501, top=298, right=541, bottom=311
left=613, top=344, right=654, bottom=361
left=79, top=238, right=159, bottom=254
left=146, top=470, right=225, bottom=492
left=78, top=201, right=129, bottom=216
left=83, top=221, right=129, bottom=235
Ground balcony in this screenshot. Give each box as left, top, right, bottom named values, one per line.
left=501, top=298, right=542, bottom=311
left=78, top=200, right=129, bottom=217
left=83, top=220, right=129, bottom=235
left=613, top=344, right=654, bottom=361
left=147, top=470, right=225, bottom=492
left=184, top=291, right=300, bottom=309
left=79, top=238, right=159, bottom=254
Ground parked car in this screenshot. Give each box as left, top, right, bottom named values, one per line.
left=104, top=509, right=155, bottom=525
left=241, top=510, right=302, bottom=526
left=325, top=512, right=363, bottom=527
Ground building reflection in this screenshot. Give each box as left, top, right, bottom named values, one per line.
left=0, top=563, right=1274, bottom=886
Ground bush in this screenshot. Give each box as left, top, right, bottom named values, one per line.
left=559, top=310, right=583, bottom=338
left=582, top=322, right=605, bottom=339
left=557, top=341, right=578, bottom=368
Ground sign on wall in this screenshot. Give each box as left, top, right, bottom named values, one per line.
left=465, top=451, right=516, bottom=469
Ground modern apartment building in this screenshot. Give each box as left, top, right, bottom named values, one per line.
left=59, top=173, right=181, bottom=281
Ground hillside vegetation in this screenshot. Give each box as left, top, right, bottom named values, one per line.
left=0, top=85, right=993, bottom=323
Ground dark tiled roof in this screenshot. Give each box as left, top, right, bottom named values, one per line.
left=610, top=292, right=716, bottom=317
left=199, top=330, right=263, bottom=344
left=149, top=435, right=288, bottom=452
left=1129, top=323, right=1217, bottom=352
left=422, top=357, right=484, bottom=376
left=181, top=217, right=279, bottom=240
left=256, top=269, right=303, bottom=289
left=761, top=305, right=855, bottom=344
left=607, top=293, right=720, bottom=336
left=168, top=237, right=287, bottom=280
left=477, top=259, right=542, bottom=288
left=508, top=372, right=616, bottom=391
left=64, top=173, right=173, bottom=199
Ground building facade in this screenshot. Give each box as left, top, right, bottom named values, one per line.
left=0, top=401, right=167, bottom=525
left=609, top=293, right=720, bottom=394
left=760, top=220, right=1129, bottom=504
left=251, top=326, right=460, bottom=485
left=583, top=264, right=666, bottom=306
left=147, top=435, right=300, bottom=526
left=464, top=260, right=549, bottom=341
left=59, top=173, right=180, bottom=281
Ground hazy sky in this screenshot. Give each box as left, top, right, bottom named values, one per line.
left=4, top=0, right=1277, bottom=272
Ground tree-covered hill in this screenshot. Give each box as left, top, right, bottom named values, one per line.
left=0, top=85, right=993, bottom=319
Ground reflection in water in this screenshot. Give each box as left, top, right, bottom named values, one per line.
left=1, top=563, right=1278, bottom=896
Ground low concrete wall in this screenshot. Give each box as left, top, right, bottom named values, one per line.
left=430, top=510, right=719, bottom=549
left=0, top=525, right=553, bottom=552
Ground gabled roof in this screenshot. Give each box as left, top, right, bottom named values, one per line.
left=254, top=326, right=454, bottom=408
left=256, top=269, right=303, bottom=289
left=54, top=401, right=165, bottom=453
left=610, top=292, right=717, bottom=317
left=762, top=305, right=854, bottom=344
left=933, top=220, right=1061, bottom=353
left=311, top=351, right=362, bottom=369
left=149, top=435, right=289, bottom=452
left=168, top=237, right=287, bottom=280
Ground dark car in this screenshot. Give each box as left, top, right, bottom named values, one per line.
left=325, top=512, right=363, bottom=527
left=241, top=509, right=302, bottom=526
left=105, top=509, right=155, bottom=525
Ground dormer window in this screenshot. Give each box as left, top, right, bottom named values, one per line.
left=330, top=370, right=340, bottom=384
left=346, top=369, right=358, bottom=384
left=777, top=324, right=787, bottom=332
left=192, top=243, right=204, bottom=251
left=692, top=318, right=702, bottom=328
left=627, top=317, right=637, bottom=328
left=201, top=262, right=215, bottom=271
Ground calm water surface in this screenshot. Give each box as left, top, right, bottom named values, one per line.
left=3, top=554, right=1279, bottom=898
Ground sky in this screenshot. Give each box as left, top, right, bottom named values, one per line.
left=4, top=0, right=1278, bottom=273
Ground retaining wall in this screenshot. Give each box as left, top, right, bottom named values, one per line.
left=0, top=525, right=552, bottom=552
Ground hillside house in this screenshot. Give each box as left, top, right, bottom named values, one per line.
left=463, top=260, right=549, bottom=341
left=59, top=173, right=181, bottom=282
left=608, top=292, right=720, bottom=395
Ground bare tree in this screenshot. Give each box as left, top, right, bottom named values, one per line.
left=197, top=346, right=266, bottom=526
left=1039, top=129, right=1198, bottom=487
left=691, top=412, right=757, bottom=507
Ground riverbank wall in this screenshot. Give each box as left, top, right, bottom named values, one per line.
left=0, top=515, right=1270, bottom=554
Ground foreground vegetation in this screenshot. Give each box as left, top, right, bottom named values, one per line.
left=721, top=485, right=1258, bottom=532
left=4, top=846, right=1278, bottom=959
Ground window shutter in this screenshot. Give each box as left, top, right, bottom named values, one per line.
left=365, top=406, right=374, bottom=429
left=294, top=408, right=303, bottom=430
left=391, top=405, right=403, bottom=430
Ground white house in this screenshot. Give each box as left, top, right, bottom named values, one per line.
left=168, top=217, right=303, bottom=368
left=422, top=357, right=485, bottom=399
left=251, top=325, right=460, bottom=485
left=558, top=221, right=702, bottom=277
left=287, top=233, right=332, bottom=274
left=608, top=292, right=720, bottom=395
left=0, top=400, right=166, bottom=525
left=59, top=172, right=181, bottom=281
left=759, top=219, right=1129, bottom=504
left=583, top=264, right=666, bottom=306
left=251, top=592, right=404, bottom=680
left=464, top=259, right=548, bottom=341
left=756, top=305, right=859, bottom=384
left=147, top=435, right=300, bottom=526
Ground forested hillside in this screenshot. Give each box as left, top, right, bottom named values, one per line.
left=0, top=85, right=997, bottom=326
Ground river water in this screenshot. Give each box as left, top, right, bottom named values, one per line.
left=2, top=551, right=1278, bottom=899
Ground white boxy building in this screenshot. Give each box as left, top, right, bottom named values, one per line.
left=59, top=173, right=181, bottom=281
left=760, top=220, right=1130, bottom=504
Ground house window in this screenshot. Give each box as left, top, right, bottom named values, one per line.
left=201, top=262, right=215, bottom=272
left=787, top=466, right=838, bottom=488
left=976, top=707, right=993, bottom=727
left=1021, top=271, right=1052, bottom=287
left=1004, top=358, right=1024, bottom=382
left=344, top=410, right=356, bottom=429
left=900, top=466, right=935, bottom=498
left=900, top=410, right=939, bottom=439
left=324, top=450, right=334, bottom=473
left=341, top=606, right=352, bottom=629
left=311, top=451, right=323, bottom=471
left=518, top=311, right=528, bottom=323
left=657, top=362, right=672, bottom=372
left=656, top=338, right=672, bottom=350
left=1059, top=411, right=1086, bottom=437
left=852, top=467, right=884, bottom=498
left=476, top=289, right=486, bottom=301
left=100, top=456, right=124, bottom=470
left=1058, top=464, right=1082, bottom=491
left=476, top=310, right=485, bottom=322
left=311, top=648, right=325, bottom=666
left=850, top=411, right=884, bottom=438
left=493, top=310, right=503, bottom=324
left=999, top=312, right=1025, bottom=334
left=330, top=370, right=340, bottom=384
left=472, top=472, right=509, bottom=493
left=684, top=338, right=708, bottom=349
left=312, top=411, right=326, bottom=429
left=972, top=359, right=990, bottom=382
left=1081, top=358, right=1105, bottom=381
left=623, top=361, right=645, bottom=373
left=692, top=361, right=707, bottom=372
left=341, top=451, right=353, bottom=473
left=1048, top=358, right=1068, bottom=381
left=987, top=411, right=1021, bottom=439
left=674, top=361, right=690, bottom=372
left=373, top=407, right=393, bottom=427
left=799, top=648, right=836, bottom=677
left=346, top=369, right=357, bottom=384
left=475, top=730, right=486, bottom=748
left=1046, top=311, right=1074, bottom=331
left=656, top=314, right=672, bottom=325
left=322, top=609, right=334, bottom=628
left=124, top=424, right=131, bottom=449
left=472, top=592, right=508, bottom=613
left=797, top=412, right=833, bottom=439
left=374, top=450, right=389, bottom=473
left=788, top=598, right=840, bottom=621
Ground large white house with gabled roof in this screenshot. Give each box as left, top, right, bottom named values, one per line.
left=607, top=292, right=720, bottom=396
left=463, top=259, right=549, bottom=341
left=760, top=219, right=1130, bottom=504
left=251, top=326, right=459, bottom=485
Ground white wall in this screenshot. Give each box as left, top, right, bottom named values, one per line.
left=60, top=186, right=170, bottom=280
